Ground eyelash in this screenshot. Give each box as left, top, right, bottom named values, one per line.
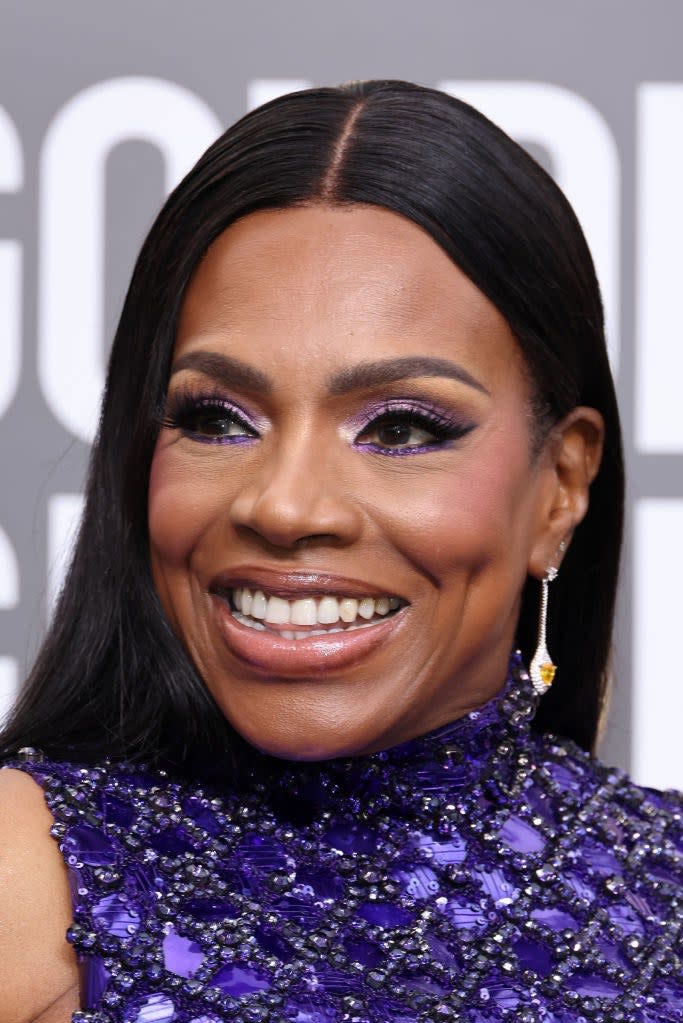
left=352, top=401, right=474, bottom=454
left=161, top=387, right=475, bottom=454
left=161, top=387, right=259, bottom=445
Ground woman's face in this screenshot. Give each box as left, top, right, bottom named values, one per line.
left=149, top=204, right=568, bottom=759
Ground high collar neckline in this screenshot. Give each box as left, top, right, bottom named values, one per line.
left=240, top=650, right=539, bottom=815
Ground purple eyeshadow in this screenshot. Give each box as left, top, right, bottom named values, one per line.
left=349, top=397, right=476, bottom=455
left=163, top=389, right=475, bottom=453
left=162, top=386, right=262, bottom=444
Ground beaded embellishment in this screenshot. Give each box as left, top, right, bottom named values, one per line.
left=5, top=652, right=683, bottom=1022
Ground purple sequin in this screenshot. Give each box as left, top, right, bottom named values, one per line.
left=5, top=651, right=683, bottom=1022
left=163, top=928, right=205, bottom=977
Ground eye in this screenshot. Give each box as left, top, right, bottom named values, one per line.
left=162, top=391, right=259, bottom=444
left=355, top=406, right=474, bottom=453
left=360, top=415, right=439, bottom=449
left=185, top=404, right=254, bottom=440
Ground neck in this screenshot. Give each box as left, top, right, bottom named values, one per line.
left=221, top=651, right=539, bottom=818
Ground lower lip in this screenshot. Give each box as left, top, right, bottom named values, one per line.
left=210, top=595, right=406, bottom=676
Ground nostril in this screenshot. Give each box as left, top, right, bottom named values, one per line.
left=232, top=496, right=323, bottom=546
left=228, top=470, right=364, bottom=550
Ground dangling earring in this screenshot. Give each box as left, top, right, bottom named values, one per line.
left=530, top=540, right=566, bottom=696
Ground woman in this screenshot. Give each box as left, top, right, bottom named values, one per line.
left=1, top=80, right=681, bottom=1022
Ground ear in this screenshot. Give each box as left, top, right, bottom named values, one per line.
left=527, top=406, right=605, bottom=580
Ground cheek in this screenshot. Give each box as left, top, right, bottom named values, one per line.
left=148, top=444, right=222, bottom=566
left=384, top=440, right=532, bottom=577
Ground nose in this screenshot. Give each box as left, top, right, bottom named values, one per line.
left=228, top=435, right=364, bottom=549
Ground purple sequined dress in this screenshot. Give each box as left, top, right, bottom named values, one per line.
left=5, top=652, right=683, bottom=1022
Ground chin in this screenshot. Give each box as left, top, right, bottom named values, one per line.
left=251, top=732, right=370, bottom=763
left=230, top=713, right=381, bottom=763
left=207, top=670, right=404, bottom=762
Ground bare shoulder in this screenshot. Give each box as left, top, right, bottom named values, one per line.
left=0, top=768, right=79, bottom=1022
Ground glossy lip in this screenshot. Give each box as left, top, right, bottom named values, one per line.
left=209, top=565, right=407, bottom=603
left=210, top=590, right=409, bottom=677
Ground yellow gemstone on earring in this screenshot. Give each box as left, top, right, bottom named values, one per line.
left=539, top=662, right=556, bottom=686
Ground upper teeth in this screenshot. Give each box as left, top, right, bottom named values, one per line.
left=232, top=588, right=400, bottom=627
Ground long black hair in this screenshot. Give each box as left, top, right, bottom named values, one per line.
left=1, top=80, right=623, bottom=767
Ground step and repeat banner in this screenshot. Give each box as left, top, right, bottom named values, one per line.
left=0, top=0, right=681, bottom=787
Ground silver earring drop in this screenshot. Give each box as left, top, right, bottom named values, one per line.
left=530, top=540, right=566, bottom=696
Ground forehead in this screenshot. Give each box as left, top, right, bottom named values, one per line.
left=175, top=204, right=524, bottom=391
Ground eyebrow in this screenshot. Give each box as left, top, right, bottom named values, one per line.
left=169, top=351, right=490, bottom=397
left=170, top=351, right=272, bottom=393
left=327, top=355, right=490, bottom=397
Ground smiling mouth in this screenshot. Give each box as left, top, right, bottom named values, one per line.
left=218, top=586, right=405, bottom=640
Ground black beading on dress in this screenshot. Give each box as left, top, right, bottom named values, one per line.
left=4, top=651, right=683, bottom=1022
